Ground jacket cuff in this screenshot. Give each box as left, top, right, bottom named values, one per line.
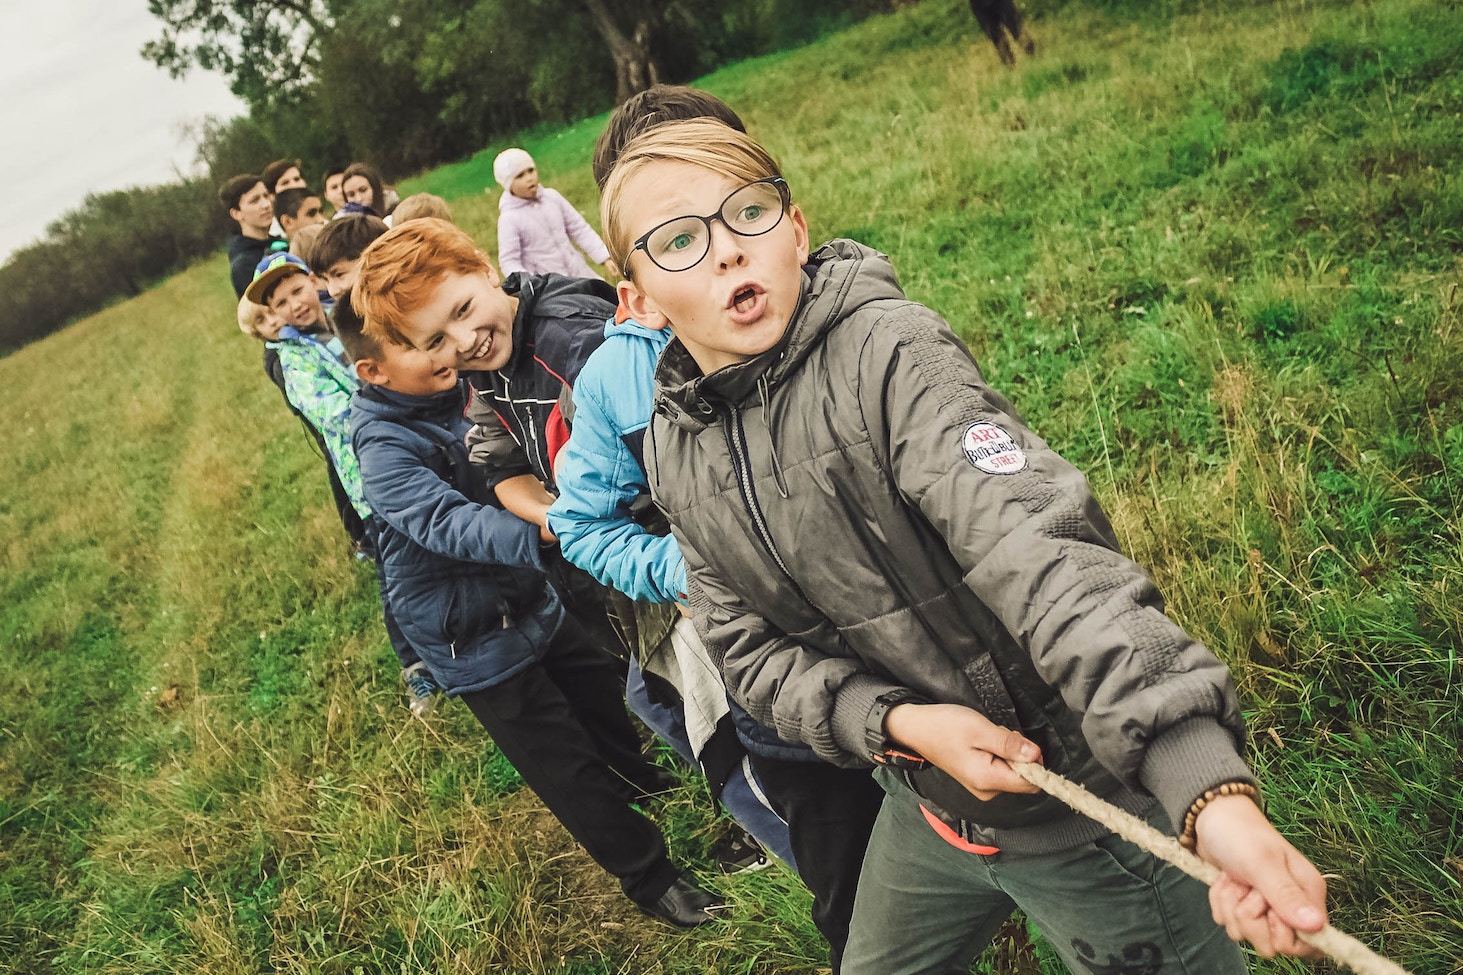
left=1138, top=716, right=1257, bottom=832
left=830, top=672, right=910, bottom=760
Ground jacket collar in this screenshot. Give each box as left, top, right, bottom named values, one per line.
left=355, top=379, right=468, bottom=425
left=654, top=239, right=902, bottom=432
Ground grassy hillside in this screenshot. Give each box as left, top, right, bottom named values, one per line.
left=3, top=0, right=1460, bottom=972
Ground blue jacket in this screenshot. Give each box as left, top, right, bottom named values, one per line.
left=547, top=320, right=687, bottom=604
left=548, top=322, right=815, bottom=763
left=351, top=380, right=563, bottom=695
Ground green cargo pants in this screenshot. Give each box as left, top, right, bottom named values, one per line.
left=841, top=777, right=1248, bottom=975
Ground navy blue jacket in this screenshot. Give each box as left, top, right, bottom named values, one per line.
left=351, top=380, right=563, bottom=695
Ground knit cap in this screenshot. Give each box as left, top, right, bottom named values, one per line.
left=493, top=148, right=534, bottom=189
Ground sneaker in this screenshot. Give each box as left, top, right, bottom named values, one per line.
left=634, top=872, right=725, bottom=927
left=402, top=663, right=438, bottom=718
left=710, top=826, right=772, bottom=875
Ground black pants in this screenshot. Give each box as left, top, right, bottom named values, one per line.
left=969, top=0, right=1028, bottom=64
left=459, top=616, right=680, bottom=904
left=749, top=755, right=885, bottom=974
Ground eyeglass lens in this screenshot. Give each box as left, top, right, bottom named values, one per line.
left=644, top=180, right=786, bottom=272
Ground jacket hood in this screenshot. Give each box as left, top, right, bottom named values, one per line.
left=498, top=189, right=536, bottom=212
left=499, top=271, right=617, bottom=375
left=654, top=239, right=905, bottom=433
left=353, top=379, right=468, bottom=427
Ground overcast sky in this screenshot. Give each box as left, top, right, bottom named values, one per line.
left=0, top=2, right=246, bottom=261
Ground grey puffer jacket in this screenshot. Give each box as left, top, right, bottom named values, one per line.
left=648, top=239, right=1254, bottom=852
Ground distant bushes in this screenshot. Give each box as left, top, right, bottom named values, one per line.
left=0, top=181, right=230, bottom=353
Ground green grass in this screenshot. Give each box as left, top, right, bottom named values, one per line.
left=3, top=0, right=1461, bottom=971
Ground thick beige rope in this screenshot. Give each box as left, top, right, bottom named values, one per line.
left=1009, top=761, right=1413, bottom=975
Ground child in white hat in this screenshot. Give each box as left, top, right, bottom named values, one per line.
left=493, top=147, right=620, bottom=280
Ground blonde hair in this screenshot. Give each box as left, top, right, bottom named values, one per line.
left=289, top=222, right=324, bottom=266
left=600, top=118, right=781, bottom=273
left=236, top=295, right=273, bottom=340
left=391, top=192, right=454, bottom=224
left=353, top=218, right=493, bottom=342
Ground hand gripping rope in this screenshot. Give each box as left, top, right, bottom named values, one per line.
left=1008, top=762, right=1414, bottom=975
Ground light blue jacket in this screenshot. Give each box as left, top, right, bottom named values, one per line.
left=547, top=320, right=687, bottom=604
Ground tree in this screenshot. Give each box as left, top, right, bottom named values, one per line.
left=579, top=0, right=664, bottom=103
left=142, top=0, right=332, bottom=108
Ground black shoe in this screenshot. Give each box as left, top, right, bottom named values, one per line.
left=710, top=826, right=772, bottom=875
left=634, top=873, right=725, bottom=928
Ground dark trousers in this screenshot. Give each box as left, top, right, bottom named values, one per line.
left=263, top=345, right=367, bottom=549
left=750, top=755, right=885, bottom=974
left=366, top=517, right=419, bottom=671
left=459, top=616, right=680, bottom=904
left=969, top=0, right=1030, bottom=65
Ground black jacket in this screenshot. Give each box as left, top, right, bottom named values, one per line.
left=228, top=232, right=286, bottom=298
left=465, top=273, right=617, bottom=492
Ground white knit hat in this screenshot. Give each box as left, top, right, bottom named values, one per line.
left=493, top=148, right=534, bottom=189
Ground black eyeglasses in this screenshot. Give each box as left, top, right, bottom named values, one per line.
left=629, top=177, right=790, bottom=274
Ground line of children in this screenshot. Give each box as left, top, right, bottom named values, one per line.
left=238, top=251, right=438, bottom=718
left=595, top=115, right=1331, bottom=972
left=218, top=89, right=1334, bottom=970
left=333, top=251, right=724, bottom=926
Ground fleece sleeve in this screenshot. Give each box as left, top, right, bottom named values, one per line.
left=549, top=188, right=610, bottom=265
left=497, top=211, right=525, bottom=276
left=355, top=422, right=542, bottom=569
left=858, top=304, right=1254, bottom=829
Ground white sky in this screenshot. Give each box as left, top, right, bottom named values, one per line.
left=0, top=2, right=247, bottom=261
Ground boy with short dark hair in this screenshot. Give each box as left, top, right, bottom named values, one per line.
left=322, top=164, right=349, bottom=213
left=311, top=214, right=391, bottom=302
left=275, top=187, right=326, bottom=242
left=601, top=119, right=1330, bottom=974
left=336, top=275, right=721, bottom=927
left=220, top=174, right=284, bottom=298
left=263, top=158, right=306, bottom=195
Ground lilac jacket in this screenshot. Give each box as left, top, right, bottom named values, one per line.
left=497, top=186, right=610, bottom=278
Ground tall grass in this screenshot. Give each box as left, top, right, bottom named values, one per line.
left=2, top=0, right=1460, bottom=972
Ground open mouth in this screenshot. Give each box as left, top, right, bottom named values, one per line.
left=467, top=333, right=493, bottom=362
left=726, top=282, right=767, bottom=324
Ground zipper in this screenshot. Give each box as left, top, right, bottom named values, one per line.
left=723, top=405, right=798, bottom=584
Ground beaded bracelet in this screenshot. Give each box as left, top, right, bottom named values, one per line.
left=1178, top=780, right=1261, bottom=851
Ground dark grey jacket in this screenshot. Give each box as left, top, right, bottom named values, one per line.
left=648, top=240, right=1254, bottom=852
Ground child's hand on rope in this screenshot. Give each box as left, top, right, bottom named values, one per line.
left=884, top=703, right=1042, bottom=800
left=1195, top=794, right=1328, bottom=958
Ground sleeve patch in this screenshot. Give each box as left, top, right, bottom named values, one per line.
left=962, top=422, right=1027, bottom=474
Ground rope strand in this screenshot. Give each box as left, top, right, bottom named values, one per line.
left=1008, top=762, right=1413, bottom=975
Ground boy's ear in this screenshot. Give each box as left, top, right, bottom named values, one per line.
left=354, top=357, right=386, bottom=386
left=617, top=278, right=670, bottom=331
left=229, top=206, right=244, bottom=224
left=790, top=204, right=811, bottom=266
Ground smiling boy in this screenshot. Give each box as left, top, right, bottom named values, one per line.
left=600, top=118, right=1331, bottom=974
left=341, top=252, right=724, bottom=926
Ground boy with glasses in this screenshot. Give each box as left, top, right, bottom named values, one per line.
left=598, top=118, right=1331, bottom=974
